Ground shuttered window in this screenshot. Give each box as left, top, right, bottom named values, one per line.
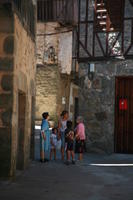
left=94, top=0, right=124, bottom=32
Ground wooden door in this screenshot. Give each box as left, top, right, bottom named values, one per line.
left=115, top=77, right=133, bottom=153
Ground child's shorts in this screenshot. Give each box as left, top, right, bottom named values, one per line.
left=51, top=145, right=56, bottom=150
left=66, top=141, right=74, bottom=151
left=75, top=140, right=85, bottom=153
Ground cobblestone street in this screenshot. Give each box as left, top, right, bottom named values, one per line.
left=0, top=131, right=133, bottom=200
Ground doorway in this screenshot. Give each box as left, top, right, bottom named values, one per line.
left=17, top=91, right=26, bottom=170
left=115, top=77, right=133, bottom=153
left=30, top=96, right=35, bottom=160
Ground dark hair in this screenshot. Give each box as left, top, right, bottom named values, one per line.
left=42, top=112, right=49, bottom=119
left=52, top=127, right=57, bottom=133
left=67, top=120, right=72, bottom=129
left=61, top=110, right=68, bottom=117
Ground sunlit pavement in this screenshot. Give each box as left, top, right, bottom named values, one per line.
left=0, top=129, right=133, bottom=200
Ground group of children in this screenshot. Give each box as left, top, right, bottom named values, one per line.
left=40, top=111, right=86, bottom=164
left=50, top=120, right=75, bottom=165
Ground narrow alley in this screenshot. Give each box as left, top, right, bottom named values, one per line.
left=1, top=1, right=133, bottom=200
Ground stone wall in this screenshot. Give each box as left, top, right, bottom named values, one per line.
left=0, top=3, right=14, bottom=177
left=11, top=14, right=36, bottom=175
left=79, top=60, right=133, bottom=154
left=36, top=64, right=71, bottom=124
left=69, top=83, right=79, bottom=124
left=36, top=22, right=73, bottom=123
left=0, top=4, right=36, bottom=177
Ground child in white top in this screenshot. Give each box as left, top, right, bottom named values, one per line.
left=50, top=128, right=57, bottom=160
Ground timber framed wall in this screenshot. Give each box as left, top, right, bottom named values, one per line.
left=77, top=0, right=133, bottom=153
left=77, top=0, right=133, bottom=62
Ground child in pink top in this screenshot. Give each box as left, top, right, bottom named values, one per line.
left=75, top=116, right=86, bottom=161
left=76, top=122, right=85, bottom=140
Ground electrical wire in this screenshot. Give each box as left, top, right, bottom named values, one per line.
left=37, top=29, right=73, bottom=36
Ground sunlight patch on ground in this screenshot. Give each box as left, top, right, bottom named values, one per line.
left=35, top=125, right=41, bottom=130
left=35, top=125, right=52, bottom=130
left=90, top=163, right=133, bottom=167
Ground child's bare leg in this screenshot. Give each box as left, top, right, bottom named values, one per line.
left=79, top=153, right=83, bottom=161
left=67, top=150, right=71, bottom=161
left=41, top=150, right=45, bottom=161
left=71, top=151, right=75, bottom=160
left=66, top=151, right=68, bottom=160
left=50, top=149, right=53, bottom=160
left=54, top=149, right=56, bottom=160
left=61, top=147, right=64, bottom=160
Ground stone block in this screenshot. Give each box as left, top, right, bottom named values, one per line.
left=0, top=58, right=13, bottom=71
left=1, top=108, right=12, bottom=126
left=1, top=75, right=13, bottom=91
left=102, top=77, right=112, bottom=91
left=4, top=36, right=14, bottom=54
left=0, top=127, right=11, bottom=145
left=92, top=78, right=102, bottom=89
left=95, top=112, right=107, bottom=121
left=0, top=127, right=11, bottom=177
left=0, top=94, right=13, bottom=108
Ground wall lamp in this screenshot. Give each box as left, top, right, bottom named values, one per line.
left=88, top=63, right=95, bottom=80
